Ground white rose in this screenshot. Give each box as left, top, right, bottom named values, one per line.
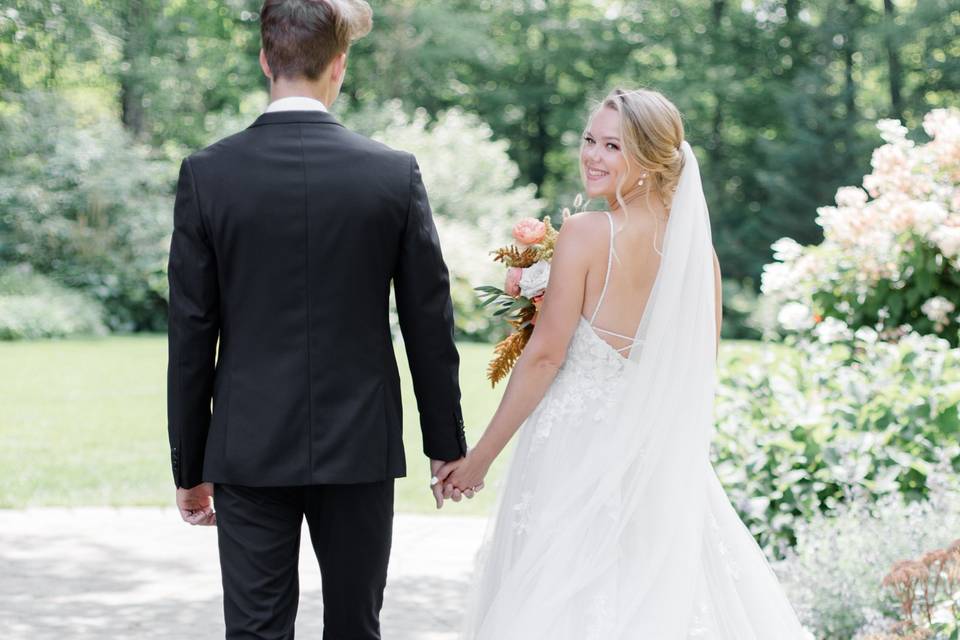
left=519, top=261, right=551, bottom=298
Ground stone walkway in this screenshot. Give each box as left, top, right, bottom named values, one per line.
left=1, top=508, right=488, bottom=639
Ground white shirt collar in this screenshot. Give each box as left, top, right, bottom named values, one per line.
left=265, top=96, right=328, bottom=113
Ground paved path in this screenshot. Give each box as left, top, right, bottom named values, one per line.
left=1, top=508, right=488, bottom=639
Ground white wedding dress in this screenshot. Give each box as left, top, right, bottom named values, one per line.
left=461, top=142, right=811, bottom=639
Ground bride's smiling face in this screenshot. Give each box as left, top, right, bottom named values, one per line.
left=580, top=106, right=641, bottom=200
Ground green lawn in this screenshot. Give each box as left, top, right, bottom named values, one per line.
left=0, top=335, right=770, bottom=514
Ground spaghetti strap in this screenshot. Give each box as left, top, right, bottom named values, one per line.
left=592, top=326, right=638, bottom=341
left=588, top=212, right=616, bottom=326
left=585, top=211, right=645, bottom=358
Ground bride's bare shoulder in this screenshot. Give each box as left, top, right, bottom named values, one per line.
left=555, top=211, right=610, bottom=257
left=558, top=210, right=611, bottom=237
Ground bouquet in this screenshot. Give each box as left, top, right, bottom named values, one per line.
left=476, top=215, right=561, bottom=386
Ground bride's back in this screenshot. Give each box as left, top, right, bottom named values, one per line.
left=580, top=205, right=666, bottom=356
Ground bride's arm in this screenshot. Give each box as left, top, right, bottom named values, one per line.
left=713, top=248, right=722, bottom=359
left=436, top=216, right=596, bottom=493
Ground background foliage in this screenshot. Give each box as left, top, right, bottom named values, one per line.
left=0, top=91, right=173, bottom=331
left=713, top=329, right=960, bottom=559
left=2, top=0, right=957, bottom=337
left=776, top=470, right=960, bottom=639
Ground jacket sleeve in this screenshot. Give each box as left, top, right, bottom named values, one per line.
left=167, top=157, right=220, bottom=488
left=393, top=155, right=468, bottom=462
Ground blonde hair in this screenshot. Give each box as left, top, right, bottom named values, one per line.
left=582, top=87, right=685, bottom=216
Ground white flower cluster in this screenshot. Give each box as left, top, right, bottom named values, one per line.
left=761, top=108, right=960, bottom=336
left=776, top=301, right=815, bottom=332
left=920, top=295, right=956, bottom=332
left=812, top=316, right=853, bottom=343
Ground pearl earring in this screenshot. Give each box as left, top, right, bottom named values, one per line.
left=638, top=171, right=649, bottom=187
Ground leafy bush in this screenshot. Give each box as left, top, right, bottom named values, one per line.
left=713, top=327, right=960, bottom=559
left=775, top=471, right=960, bottom=640
left=761, top=108, right=960, bottom=346
left=0, top=91, right=174, bottom=332
left=0, top=264, right=106, bottom=339
left=354, top=102, right=544, bottom=341
left=719, top=277, right=769, bottom=340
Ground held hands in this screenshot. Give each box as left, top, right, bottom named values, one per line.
left=430, top=447, right=492, bottom=509
left=176, top=482, right=216, bottom=526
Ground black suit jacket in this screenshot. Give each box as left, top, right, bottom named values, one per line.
left=167, top=109, right=467, bottom=489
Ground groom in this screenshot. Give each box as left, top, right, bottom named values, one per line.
left=166, top=0, right=471, bottom=637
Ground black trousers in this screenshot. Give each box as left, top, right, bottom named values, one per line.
left=214, top=481, right=394, bottom=640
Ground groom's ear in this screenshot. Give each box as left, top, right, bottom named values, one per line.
left=328, top=51, right=347, bottom=85
left=259, top=48, right=273, bottom=81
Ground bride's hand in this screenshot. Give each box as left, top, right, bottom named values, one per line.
left=436, top=448, right=491, bottom=502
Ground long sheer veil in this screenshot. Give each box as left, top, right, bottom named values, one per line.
left=609, top=137, right=717, bottom=633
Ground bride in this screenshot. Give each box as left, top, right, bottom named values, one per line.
left=435, top=88, right=811, bottom=639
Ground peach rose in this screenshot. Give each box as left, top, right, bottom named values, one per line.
left=505, top=267, right=522, bottom=297
left=512, top=217, right=547, bottom=245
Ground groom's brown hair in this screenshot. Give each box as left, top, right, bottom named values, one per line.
left=260, top=0, right=372, bottom=80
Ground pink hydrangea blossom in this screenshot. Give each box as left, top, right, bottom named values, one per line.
left=765, top=107, right=960, bottom=337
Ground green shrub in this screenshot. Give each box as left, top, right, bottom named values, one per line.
left=0, top=265, right=106, bottom=339
left=0, top=91, right=174, bottom=331
left=719, top=277, right=767, bottom=340
left=713, top=327, right=960, bottom=559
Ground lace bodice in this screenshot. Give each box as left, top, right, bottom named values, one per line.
left=525, top=317, right=638, bottom=454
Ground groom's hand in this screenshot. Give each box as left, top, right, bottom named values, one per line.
left=430, top=459, right=450, bottom=509
left=176, top=482, right=216, bottom=526
left=436, top=449, right=488, bottom=502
